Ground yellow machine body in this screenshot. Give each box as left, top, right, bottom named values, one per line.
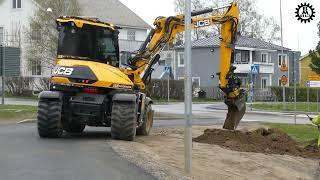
left=52, top=59, right=134, bottom=89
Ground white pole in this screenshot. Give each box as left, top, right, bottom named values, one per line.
left=280, top=0, right=285, bottom=110
left=167, top=72, right=170, bottom=102
left=1, top=43, right=4, bottom=105
left=294, top=54, right=297, bottom=124
left=184, top=0, right=192, bottom=173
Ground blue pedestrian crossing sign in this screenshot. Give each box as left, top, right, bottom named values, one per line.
left=251, top=65, right=259, bottom=75
left=164, top=64, right=171, bottom=74
left=307, top=81, right=310, bottom=87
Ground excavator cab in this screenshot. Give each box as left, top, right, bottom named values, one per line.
left=56, top=17, right=120, bottom=67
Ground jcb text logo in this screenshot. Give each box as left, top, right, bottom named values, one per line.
left=53, top=66, right=74, bottom=76
left=194, top=19, right=210, bottom=28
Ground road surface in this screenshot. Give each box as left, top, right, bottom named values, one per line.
left=0, top=123, right=155, bottom=180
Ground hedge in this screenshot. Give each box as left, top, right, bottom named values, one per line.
left=270, top=86, right=320, bottom=102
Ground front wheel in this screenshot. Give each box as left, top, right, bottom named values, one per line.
left=136, top=104, right=153, bottom=135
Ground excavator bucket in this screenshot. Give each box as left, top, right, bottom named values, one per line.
left=223, top=96, right=246, bottom=130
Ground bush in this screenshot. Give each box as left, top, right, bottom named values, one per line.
left=270, top=86, right=320, bottom=102
left=5, top=77, right=33, bottom=96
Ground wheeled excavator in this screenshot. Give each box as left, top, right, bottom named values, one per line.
left=37, top=1, right=246, bottom=140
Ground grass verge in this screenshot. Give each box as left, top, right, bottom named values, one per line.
left=0, top=105, right=37, bottom=121
left=253, top=102, right=320, bottom=112
left=265, top=123, right=318, bottom=145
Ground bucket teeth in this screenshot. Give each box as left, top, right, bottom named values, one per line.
left=223, top=97, right=246, bottom=130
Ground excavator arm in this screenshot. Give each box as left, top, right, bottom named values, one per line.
left=124, top=1, right=245, bottom=130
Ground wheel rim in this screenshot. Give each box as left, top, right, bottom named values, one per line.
left=145, top=110, right=152, bottom=131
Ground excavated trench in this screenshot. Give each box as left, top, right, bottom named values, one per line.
left=193, top=128, right=320, bottom=159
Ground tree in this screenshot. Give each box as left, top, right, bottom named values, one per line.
left=173, top=0, right=280, bottom=43
left=309, top=21, right=320, bottom=74
left=25, top=0, right=81, bottom=73
left=174, top=0, right=211, bottom=42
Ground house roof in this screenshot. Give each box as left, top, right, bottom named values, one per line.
left=299, top=53, right=310, bottom=61
left=176, top=36, right=291, bottom=51
left=77, top=0, right=151, bottom=29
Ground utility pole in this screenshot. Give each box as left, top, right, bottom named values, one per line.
left=280, top=0, right=285, bottom=110
left=1, top=31, right=5, bottom=105
left=294, top=53, right=297, bottom=124
left=184, top=0, right=192, bottom=174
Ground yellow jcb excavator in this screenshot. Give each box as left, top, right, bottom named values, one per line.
left=37, top=1, right=246, bottom=140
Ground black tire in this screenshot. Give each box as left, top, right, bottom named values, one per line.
left=37, top=99, right=63, bottom=138
left=111, top=101, right=137, bottom=141
left=63, top=121, right=86, bottom=133
left=136, top=104, right=153, bottom=135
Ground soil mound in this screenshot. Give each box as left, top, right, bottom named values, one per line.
left=193, top=128, right=320, bottom=159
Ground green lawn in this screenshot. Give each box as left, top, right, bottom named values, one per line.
left=253, top=102, right=320, bottom=112
left=265, top=123, right=318, bottom=145
left=0, top=105, right=37, bottom=120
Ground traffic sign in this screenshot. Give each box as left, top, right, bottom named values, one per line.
left=164, top=64, right=171, bottom=74
left=280, top=63, right=288, bottom=72
left=251, top=64, right=259, bottom=75
left=307, top=80, right=320, bottom=87
left=281, top=75, right=288, bottom=86
left=308, top=75, right=320, bottom=81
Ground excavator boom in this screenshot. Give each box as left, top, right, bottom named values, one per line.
left=125, top=1, right=246, bottom=130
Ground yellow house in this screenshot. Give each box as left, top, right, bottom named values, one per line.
left=300, top=53, right=320, bottom=86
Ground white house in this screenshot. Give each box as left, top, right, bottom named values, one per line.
left=0, top=0, right=151, bottom=78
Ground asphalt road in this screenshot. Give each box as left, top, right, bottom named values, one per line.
left=0, top=123, right=155, bottom=180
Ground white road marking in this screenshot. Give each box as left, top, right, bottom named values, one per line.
left=16, top=119, right=36, bottom=124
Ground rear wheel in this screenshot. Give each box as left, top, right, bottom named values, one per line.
left=136, top=104, right=153, bottom=135
left=37, top=99, right=63, bottom=138
left=111, top=101, right=137, bottom=141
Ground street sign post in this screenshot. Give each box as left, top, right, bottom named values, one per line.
left=165, top=65, right=171, bottom=102
left=249, top=65, right=259, bottom=110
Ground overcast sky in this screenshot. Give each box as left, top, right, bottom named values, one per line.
left=119, top=0, right=320, bottom=55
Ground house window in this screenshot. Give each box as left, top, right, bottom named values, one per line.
left=192, top=77, right=201, bottom=89
left=12, top=0, right=21, bottom=9
left=261, top=78, right=268, bottom=89
left=261, top=53, right=268, bottom=63
left=31, top=61, right=41, bottom=76
left=178, top=52, right=184, bottom=67
left=127, top=30, right=136, bottom=41
left=278, top=54, right=287, bottom=67
left=235, top=52, right=241, bottom=64
left=0, top=27, right=3, bottom=44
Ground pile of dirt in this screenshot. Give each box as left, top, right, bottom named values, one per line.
left=193, top=128, right=320, bottom=159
